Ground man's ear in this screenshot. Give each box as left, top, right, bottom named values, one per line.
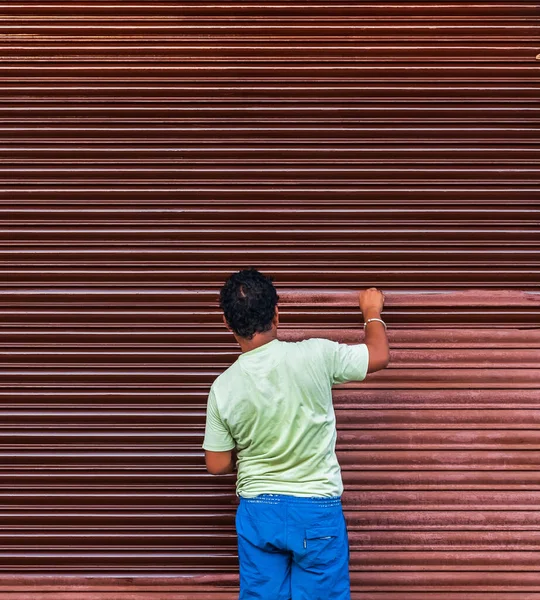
left=273, top=306, right=279, bottom=326
left=223, top=315, right=232, bottom=331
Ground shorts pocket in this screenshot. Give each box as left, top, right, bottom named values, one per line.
left=302, top=525, right=341, bottom=568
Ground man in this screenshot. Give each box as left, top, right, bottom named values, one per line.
left=202, top=268, right=390, bottom=600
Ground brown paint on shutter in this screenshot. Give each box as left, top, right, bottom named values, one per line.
left=1, top=1, right=539, bottom=598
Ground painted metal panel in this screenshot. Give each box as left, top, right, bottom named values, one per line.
left=1, top=1, right=539, bottom=597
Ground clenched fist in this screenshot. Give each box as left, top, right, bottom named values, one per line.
left=358, top=287, right=385, bottom=316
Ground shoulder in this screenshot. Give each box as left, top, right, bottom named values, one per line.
left=211, top=359, right=243, bottom=396
left=296, top=336, right=336, bottom=354
left=284, top=337, right=337, bottom=364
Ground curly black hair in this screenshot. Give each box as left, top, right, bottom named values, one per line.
left=219, top=268, right=279, bottom=340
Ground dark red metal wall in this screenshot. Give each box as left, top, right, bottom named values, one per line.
left=2, top=1, right=539, bottom=598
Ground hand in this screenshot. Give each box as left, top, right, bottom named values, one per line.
left=359, top=287, right=385, bottom=317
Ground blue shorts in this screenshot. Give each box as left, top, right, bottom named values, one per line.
left=235, top=494, right=350, bottom=600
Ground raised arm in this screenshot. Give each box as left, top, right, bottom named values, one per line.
left=359, top=288, right=390, bottom=374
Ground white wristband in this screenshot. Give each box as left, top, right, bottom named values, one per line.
left=364, top=317, right=387, bottom=330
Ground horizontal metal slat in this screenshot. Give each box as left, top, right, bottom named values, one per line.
left=5, top=530, right=540, bottom=551
left=3, top=227, right=540, bottom=245
left=28, top=528, right=540, bottom=549
left=0, top=508, right=537, bottom=530
left=1, top=21, right=539, bottom=36
left=3, top=186, right=540, bottom=205
left=2, top=2, right=539, bottom=19
left=1, top=388, right=539, bottom=410
left=0, top=348, right=538, bottom=368
left=0, top=310, right=538, bottom=329
left=345, top=471, right=540, bottom=490
left=5, top=431, right=540, bottom=450
left=2, top=125, right=540, bottom=142
left=2, top=84, right=539, bottom=101
left=2, top=64, right=540, bottom=80
left=1, top=103, right=539, bottom=117
left=1, top=45, right=537, bottom=63
left=0, top=584, right=533, bottom=600
left=339, top=452, right=540, bottom=472
left=7, top=551, right=540, bottom=574
left=338, top=430, right=540, bottom=450
left=0, top=368, right=537, bottom=386
left=2, top=166, right=540, bottom=184
left=4, top=469, right=540, bottom=490
left=0, top=593, right=236, bottom=600
left=0, top=326, right=538, bottom=347
left=1, top=251, right=538, bottom=269
left=5, top=428, right=540, bottom=448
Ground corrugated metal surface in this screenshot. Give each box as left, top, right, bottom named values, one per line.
left=1, top=1, right=539, bottom=597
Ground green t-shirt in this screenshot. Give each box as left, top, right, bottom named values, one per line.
left=202, top=337, right=369, bottom=498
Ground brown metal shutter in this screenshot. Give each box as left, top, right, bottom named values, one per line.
left=2, top=1, right=539, bottom=598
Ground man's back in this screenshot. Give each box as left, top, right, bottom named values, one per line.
left=203, top=337, right=369, bottom=498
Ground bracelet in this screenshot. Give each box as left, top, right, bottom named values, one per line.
left=364, top=317, right=387, bottom=330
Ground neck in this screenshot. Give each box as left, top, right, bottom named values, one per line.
left=237, top=330, right=278, bottom=354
